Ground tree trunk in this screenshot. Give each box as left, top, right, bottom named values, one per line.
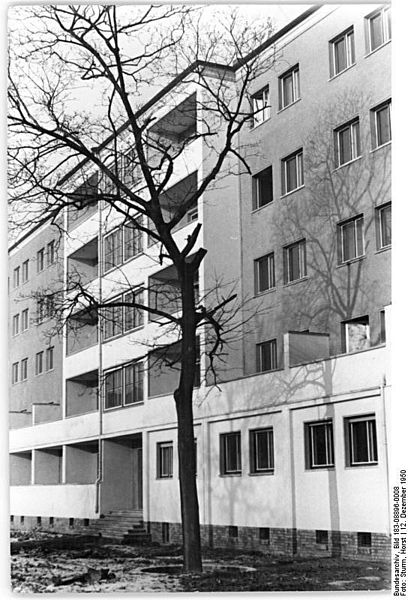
left=174, top=266, right=202, bottom=572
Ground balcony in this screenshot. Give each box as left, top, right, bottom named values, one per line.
left=66, top=308, right=98, bottom=356
left=67, top=174, right=98, bottom=232
left=66, top=369, right=99, bottom=417
left=67, top=236, right=98, bottom=287
left=148, top=93, right=197, bottom=158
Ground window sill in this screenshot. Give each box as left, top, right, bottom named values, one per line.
left=337, top=255, right=366, bottom=268
left=219, top=473, right=242, bottom=478
left=346, top=463, right=378, bottom=469
left=306, top=465, right=335, bottom=471
left=255, top=367, right=280, bottom=375
left=248, top=471, right=274, bottom=477
left=364, top=39, right=391, bottom=59
left=328, top=63, right=356, bottom=82
left=254, top=287, right=276, bottom=298
left=156, top=476, right=173, bottom=480
left=333, top=156, right=362, bottom=171
left=251, top=201, right=273, bottom=214
left=370, top=140, right=391, bottom=154
left=250, top=116, right=271, bottom=132
left=280, top=185, right=305, bottom=199
left=375, top=245, right=391, bottom=255
left=283, top=276, right=308, bottom=288
left=104, top=401, right=144, bottom=413
left=123, top=252, right=144, bottom=266
left=277, top=97, right=301, bottom=114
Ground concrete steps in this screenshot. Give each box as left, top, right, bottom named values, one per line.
left=85, top=510, right=151, bottom=545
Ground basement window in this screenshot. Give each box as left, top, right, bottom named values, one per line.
left=37, top=517, right=42, bottom=526
left=162, top=522, right=170, bottom=543
left=316, top=530, right=328, bottom=546
left=69, top=518, right=74, bottom=528
left=259, top=528, right=270, bottom=543
left=228, top=526, right=238, bottom=539
left=357, top=531, right=372, bottom=548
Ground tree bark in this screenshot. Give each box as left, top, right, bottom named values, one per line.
left=174, top=265, right=202, bottom=572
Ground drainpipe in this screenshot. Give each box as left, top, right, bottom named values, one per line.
left=381, top=374, right=391, bottom=535
left=95, top=193, right=104, bottom=514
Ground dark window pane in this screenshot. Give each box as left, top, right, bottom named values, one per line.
left=335, top=36, right=346, bottom=72
left=377, top=105, right=391, bottom=146
left=380, top=205, right=391, bottom=246
left=370, top=12, right=383, bottom=50
left=338, top=127, right=352, bottom=164
left=286, top=155, right=297, bottom=192
left=351, top=421, right=369, bottom=463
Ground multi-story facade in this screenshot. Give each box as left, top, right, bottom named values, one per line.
left=9, top=4, right=391, bottom=560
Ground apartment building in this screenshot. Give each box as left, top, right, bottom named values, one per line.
left=9, top=4, right=391, bottom=560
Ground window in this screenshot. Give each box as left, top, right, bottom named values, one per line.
left=256, top=340, right=278, bottom=373
left=13, top=266, right=20, bottom=288
left=21, top=358, right=28, bottom=381
left=281, top=149, right=303, bottom=195
left=46, top=347, right=54, bottom=371
left=228, top=526, right=238, bottom=539
left=12, top=362, right=19, bottom=384
left=103, top=303, right=122, bottom=340
left=376, top=203, right=391, bottom=249
left=284, top=239, right=307, bottom=283
left=250, top=428, right=274, bottom=473
left=380, top=309, right=386, bottom=344
left=342, top=316, right=370, bottom=353
left=105, top=368, right=123, bottom=409
left=338, top=215, right=364, bottom=263
left=37, top=295, right=55, bottom=322
left=358, top=532, right=372, bottom=548
left=316, top=530, right=328, bottom=546
left=124, top=362, right=144, bottom=405
left=12, top=314, right=19, bottom=336
left=251, top=86, right=270, bottom=126
left=21, top=308, right=29, bottom=331
left=330, top=28, right=355, bottom=77
left=187, top=205, right=198, bottom=222
left=22, top=260, right=29, bottom=283
left=220, top=432, right=241, bottom=475
left=37, top=248, right=45, bottom=272
left=252, top=166, right=273, bottom=210
left=47, top=241, right=55, bottom=266
left=346, top=415, right=378, bottom=466
left=105, top=362, right=144, bottom=409
left=254, top=253, right=275, bottom=294
left=305, top=421, right=334, bottom=468
left=124, top=219, right=143, bottom=261
left=123, top=289, right=144, bottom=332
left=279, top=65, right=300, bottom=109
left=371, top=100, right=391, bottom=148
left=104, top=228, right=122, bottom=272
left=162, top=522, right=170, bottom=543
left=366, top=7, right=391, bottom=53
left=334, top=119, right=360, bottom=167
left=259, top=528, right=270, bottom=543
left=35, top=351, right=44, bottom=375
left=157, top=442, right=173, bottom=478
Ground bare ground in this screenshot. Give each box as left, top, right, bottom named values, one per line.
left=10, top=530, right=391, bottom=593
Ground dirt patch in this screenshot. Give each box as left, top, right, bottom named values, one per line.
left=10, top=536, right=391, bottom=593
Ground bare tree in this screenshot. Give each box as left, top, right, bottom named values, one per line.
left=8, top=5, right=277, bottom=572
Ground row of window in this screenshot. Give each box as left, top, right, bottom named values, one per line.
left=156, top=414, right=378, bottom=479
left=11, top=347, right=54, bottom=384
left=252, top=100, right=390, bottom=211
left=12, top=308, right=29, bottom=336
left=254, top=203, right=391, bottom=295
left=12, top=241, right=56, bottom=289
left=251, top=7, right=391, bottom=127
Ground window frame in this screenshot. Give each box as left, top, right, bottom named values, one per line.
left=13, top=266, right=20, bottom=289
left=345, top=414, right=378, bottom=467
left=283, top=239, right=307, bottom=284
left=12, top=362, right=19, bottom=384
left=22, top=260, right=29, bottom=283
left=21, top=358, right=28, bottom=381
left=305, top=420, right=335, bottom=469
left=12, top=314, right=20, bottom=336
left=251, top=86, right=270, bottom=127
left=371, top=100, right=391, bottom=149
left=254, top=252, right=275, bottom=294
left=103, top=227, right=123, bottom=273
left=329, top=27, right=355, bottom=77
left=376, top=202, right=391, bottom=249
left=21, top=308, right=29, bottom=331
left=35, top=351, right=44, bottom=376
left=249, top=428, right=274, bottom=474
left=37, top=248, right=45, bottom=273
left=104, top=361, right=144, bottom=410
left=157, top=441, right=174, bottom=479
left=252, top=166, right=273, bottom=210
left=366, top=6, right=391, bottom=53
left=279, top=64, right=300, bottom=110
left=123, top=219, right=143, bottom=263
left=220, top=432, right=242, bottom=476
left=47, top=241, right=55, bottom=266
left=45, top=346, right=54, bottom=371
left=338, top=214, right=365, bottom=263
left=342, top=315, right=370, bottom=354
left=281, top=149, right=304, bottom=195
left=256, top=339, right=278, bottom=373
left=334, top=118, right=361, bottom=167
